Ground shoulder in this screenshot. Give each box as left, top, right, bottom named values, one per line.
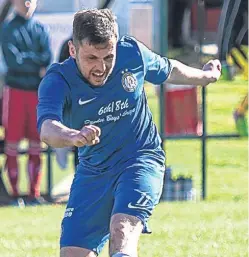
left=115, top=36, right=145, bottom=68
left=45, top=58, right=77, bottom=88
left=39, top=63, right=71, bottom=97
left=51, top=57, right=77, bottom=77
left=117, top=35, right=142, bottom=55
left=45, top=62, right=66, bottom=82
left=117, top=35, right=152, bottom=55
left=41, top=67, right=62, bottom=83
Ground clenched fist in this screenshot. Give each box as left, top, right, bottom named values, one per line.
left=72, top=125, right=101, bottom=147
left=202, top=59, right=222, bottom=85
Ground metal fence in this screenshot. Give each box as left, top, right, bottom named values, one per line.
left=159, top=0, right=241, bottom=200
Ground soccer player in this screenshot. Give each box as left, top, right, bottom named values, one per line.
left=37, top=9, right=221, bottom=257
left=0, top=0, right=51, bottom=205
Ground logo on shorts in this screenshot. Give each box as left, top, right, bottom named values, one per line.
left=128, top=190, right=151, bottom=210
left=64, top=208, right=74, bottom=218
left=122, top=71, right=138, bottom=92
left=60, top=225, right=64, bottom=239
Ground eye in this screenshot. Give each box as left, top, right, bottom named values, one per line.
left=88, top=56, right=97, bottom=60
left=104, top=55, right=114, bottom=61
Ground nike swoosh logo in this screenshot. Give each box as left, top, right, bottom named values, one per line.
left=128, top=202, right=149, bottom=211
left=78, top=97, right=97, bottom=105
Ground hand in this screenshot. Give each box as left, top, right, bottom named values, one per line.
left=72, top=125, right=101, bottom=147
left=202, top=59, right=222, bottom=86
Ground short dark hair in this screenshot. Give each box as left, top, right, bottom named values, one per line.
left=73, top=8, right=118, bottom=47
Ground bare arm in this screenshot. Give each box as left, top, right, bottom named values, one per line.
left=40, top=119, right=79, bottom=148
left=166, top=59, right=221, bottom=86
left=40, top=119, right=101, bottom=148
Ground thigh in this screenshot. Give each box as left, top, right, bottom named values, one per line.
left=26, top=91, right=40, bottom=141
left=3, top=87, right=25, bottom=142
left=60, top=246, right=96, bottom=257
left=112, top=159, right=165, bottom=234
left=60, top=170, right=114, bottom=255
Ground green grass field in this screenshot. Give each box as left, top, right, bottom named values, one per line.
left=0, top=76, right=247, bottom=257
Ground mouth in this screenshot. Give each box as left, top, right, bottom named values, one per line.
left=92, top=72, right=105, bottom=80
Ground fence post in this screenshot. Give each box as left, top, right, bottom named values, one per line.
left=46, top=147, right=52, bottom=199
left=201, top=86, right=207, bottom=200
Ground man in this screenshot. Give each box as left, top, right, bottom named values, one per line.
left=217, top=0, right=248, bottom=79
left=217, top=0, right=248, bottom=135
left=37, top=9, right=221, bottom=257
left=1, top=0, right=51, bottom=206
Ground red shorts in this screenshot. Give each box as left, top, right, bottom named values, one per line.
left=2, top=86, right=40, bottom=142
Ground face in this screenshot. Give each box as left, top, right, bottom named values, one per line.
left=12, top=0, right=37, bottom=18
left=69, top=37, right=117, bottom=87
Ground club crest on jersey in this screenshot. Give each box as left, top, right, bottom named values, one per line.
left=122, top=72, right=138, bottom=92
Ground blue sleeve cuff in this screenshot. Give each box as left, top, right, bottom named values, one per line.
left=37, top=114, right=61, bottom=134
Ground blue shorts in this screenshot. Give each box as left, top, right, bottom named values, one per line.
left=60, top=157, right=165, bottom=255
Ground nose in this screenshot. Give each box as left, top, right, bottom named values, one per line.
left=95, top=59, right=106, bottom=73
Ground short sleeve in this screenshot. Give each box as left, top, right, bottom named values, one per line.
left=37, top=72, right=70, bottom=133
left=136, top=40, right=172, bottom=85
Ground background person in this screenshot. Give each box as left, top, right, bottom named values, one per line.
left=217, top=0, right=248, bottom=136
left=0, top=0, right=52, bottom=205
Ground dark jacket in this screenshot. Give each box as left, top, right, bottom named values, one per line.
left=58, top=37, right=71, bottom=63
left=1, top=13, right=52, bottom=90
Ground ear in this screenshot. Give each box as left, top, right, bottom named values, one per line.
left=25, top=1, right=31, bottom=8
left=68, top=40, right=76, bottom=58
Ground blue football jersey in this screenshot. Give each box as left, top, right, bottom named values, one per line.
left=37, top=36, right=172, bottom=172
